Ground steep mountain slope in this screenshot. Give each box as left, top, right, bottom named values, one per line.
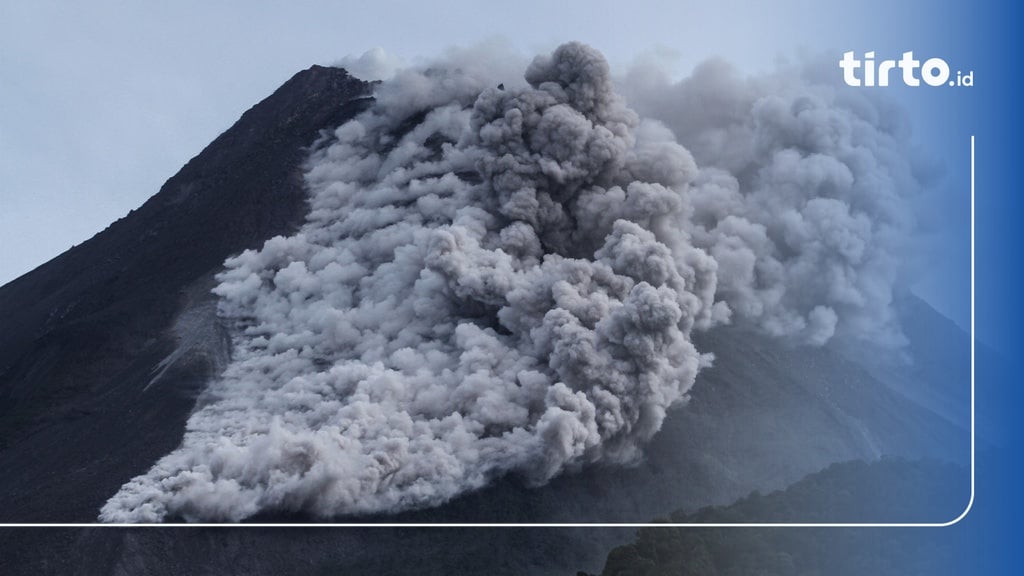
left=0, top=65, right=373, bottom=521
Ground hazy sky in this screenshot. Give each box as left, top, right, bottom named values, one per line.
left=0, top=1, right=970, bottom=328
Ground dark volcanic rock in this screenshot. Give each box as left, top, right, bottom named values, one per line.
left=0, top=65, right=373, bottom=522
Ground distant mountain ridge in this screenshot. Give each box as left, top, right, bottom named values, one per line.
left=597, top=458, right=969, bottom=576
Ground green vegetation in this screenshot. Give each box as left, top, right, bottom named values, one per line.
left=596, top=458, right=968, bottom=576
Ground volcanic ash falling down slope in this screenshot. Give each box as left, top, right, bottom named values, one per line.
left=100, top=42, right=922, bottom=522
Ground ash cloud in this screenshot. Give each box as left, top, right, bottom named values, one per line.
left=334, top=47, right=407, bottom=81
left=621, top=57, right=919, bottom=346
left=100, top=43, right=921, bottom=522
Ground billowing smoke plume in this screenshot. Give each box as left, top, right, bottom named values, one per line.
left=100, top=42, right=920, bottom=522
left=333, top=47, right=406, bottom=81
left=622, top=57, right=918, bottom=346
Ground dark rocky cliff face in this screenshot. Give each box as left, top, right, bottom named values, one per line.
left=0, top=65, right=969, bottom=575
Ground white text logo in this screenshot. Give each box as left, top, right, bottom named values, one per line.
left=840, top=51, right=973, bottom=87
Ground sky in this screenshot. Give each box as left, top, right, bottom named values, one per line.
left=0, top=0, right=972, bottom=330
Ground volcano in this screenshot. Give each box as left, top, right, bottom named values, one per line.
left=0, top=59, right=970, bottom=575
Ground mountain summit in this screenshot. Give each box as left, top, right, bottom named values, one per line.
left=0, top=65, right=373, bottom=521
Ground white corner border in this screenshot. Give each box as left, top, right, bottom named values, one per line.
left=9, top=137, right=977, bottom=529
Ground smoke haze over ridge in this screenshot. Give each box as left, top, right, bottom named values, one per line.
left=100, top=42, right=923, bottom=522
